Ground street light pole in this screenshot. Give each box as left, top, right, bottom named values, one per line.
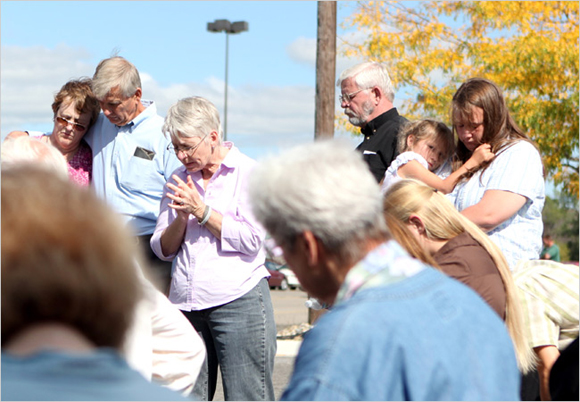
left=207, top=19, right=249, bottom=141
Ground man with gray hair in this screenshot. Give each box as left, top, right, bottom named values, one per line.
left=86, top=56, right=181, bottom=293
left=337, top=61, right=407, bottom=182
left=249, top=140, right=521, bottom=401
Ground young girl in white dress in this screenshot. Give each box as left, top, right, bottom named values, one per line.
left=381, top=120, right=494, bottom=194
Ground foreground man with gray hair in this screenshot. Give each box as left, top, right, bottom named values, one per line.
left=249, top=140, right=521, bottom=401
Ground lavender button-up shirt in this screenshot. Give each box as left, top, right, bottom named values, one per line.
left=151, top=142, right=269, bottom=311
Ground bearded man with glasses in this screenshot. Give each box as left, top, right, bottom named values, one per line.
left=337, top=62, right=408, bottom=183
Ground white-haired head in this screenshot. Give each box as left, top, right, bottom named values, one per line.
left=92, top=56, right=142, bottom=100
left=2, top=136, right=68, bottom=180
left=337, top=61, right=395, bottom=103
left=249, top=139, right=388, bottom=264
left=162, top=96, right=223, bottom=144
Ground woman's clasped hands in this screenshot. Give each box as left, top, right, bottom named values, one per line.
left=166, top=174, right=205, bottom=221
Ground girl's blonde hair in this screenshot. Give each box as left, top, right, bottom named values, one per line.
left=383, top=179, right=535, bottom=374
left=397, top=119, right=454, bottom=160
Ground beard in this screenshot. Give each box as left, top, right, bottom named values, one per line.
left=346, top=100, right=375, bottom=127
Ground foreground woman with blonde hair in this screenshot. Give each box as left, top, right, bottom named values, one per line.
left=383, top=179, right=535, bottom=374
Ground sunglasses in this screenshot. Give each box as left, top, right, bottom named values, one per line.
left=54, top=116, right=87, bottom=132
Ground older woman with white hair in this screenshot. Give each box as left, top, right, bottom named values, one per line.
left=150, top=96, right=275, bottom=401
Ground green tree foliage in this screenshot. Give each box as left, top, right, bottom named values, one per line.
left=340, top=1, right=579, bottom=197
left=542, top=195, right=579, bottom=262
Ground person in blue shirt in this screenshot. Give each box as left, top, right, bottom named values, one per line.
left=1, top=166, right=186, bottom=401
left=248, top=140, right=521, bottom=401
left=86, top=56, right=182, bottom=294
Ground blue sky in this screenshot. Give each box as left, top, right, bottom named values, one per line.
left=1, top=1, right=369, bottom=159
left=0, top=1, right=563, bottom=197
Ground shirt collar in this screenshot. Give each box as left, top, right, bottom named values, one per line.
left=219, top=141, right=240, bottom=170
left=335, top=240, right=426, bottom=305
left=361, top=108, right=399, bottom=136
left=116, top=100, right=156, bottom=132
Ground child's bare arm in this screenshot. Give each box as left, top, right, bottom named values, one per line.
left=398, top=144, right=494, bottom=194
left=398, top=160, right=458, bottom=194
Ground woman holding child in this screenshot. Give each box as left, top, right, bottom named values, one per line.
left=380, top=119, right=493, bottom=194
left=383, top=78, right=544, bottom=271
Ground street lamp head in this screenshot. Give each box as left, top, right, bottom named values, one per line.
left=230, top=21, right=249, bottom=34
left=206, top=19, right=249, bottom=142
left=207, top=19, right=231, bottom=32
left=207, top=19, right=249, bottom=34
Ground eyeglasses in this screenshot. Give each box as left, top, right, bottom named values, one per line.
left=54, top=116, right=87, bottom=132
left=339, top=88, right=368, bottom=104
left=167, top=134, right=208, bottom=156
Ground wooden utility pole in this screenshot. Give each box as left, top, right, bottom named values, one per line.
left=309, top=1, right=336, bottom=325
left=314, top=1, right=337, bottom=140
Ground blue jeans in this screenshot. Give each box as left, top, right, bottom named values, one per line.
left=182, top=278, right=276, bottom=401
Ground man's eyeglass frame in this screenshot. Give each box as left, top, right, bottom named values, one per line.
left=339, top=88, right=369, bottom=104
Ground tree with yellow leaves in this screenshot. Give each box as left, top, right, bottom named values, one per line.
left=339, top=1, right=579, bottom=196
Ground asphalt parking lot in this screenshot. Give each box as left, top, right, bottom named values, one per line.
left=270, top=287, right=309, bottom=332
left=213, top=287, right=309, bottom=401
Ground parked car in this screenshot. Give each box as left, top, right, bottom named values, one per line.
left=266, top=265, right=288, bottom=290
left=265, top=260, right=300, bottom=290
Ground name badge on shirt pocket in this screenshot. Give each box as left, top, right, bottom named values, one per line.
left=134, top=146, right=156, bottom=161
left=363, top=150, right=377, bottom=155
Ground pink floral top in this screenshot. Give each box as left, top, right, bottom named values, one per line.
left=33, top=135, right=92, bottom=186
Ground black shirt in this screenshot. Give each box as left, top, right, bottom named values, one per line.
left=356, top=108, right=408, bottom=182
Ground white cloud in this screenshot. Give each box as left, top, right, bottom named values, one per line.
left=285, top=33, right=368, bottom=81
left=1, top=45, right=322, bottom=160
left=1, top=45, right=95, bottom=131
left=286, top=37, right=317, bottom=67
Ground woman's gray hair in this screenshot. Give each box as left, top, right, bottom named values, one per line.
left=162, top=96, right=223, bottom=143
left=337, top=62, right=395, bottom=103
left=249, top=140, right=388, bottom=263
left=92, top=56, right=142, bottom=100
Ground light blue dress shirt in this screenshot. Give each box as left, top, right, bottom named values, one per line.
left=84, top=101, right=181, bottom=236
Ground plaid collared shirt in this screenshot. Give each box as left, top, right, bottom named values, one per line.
left=514, top=259, right=579, bottom=350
